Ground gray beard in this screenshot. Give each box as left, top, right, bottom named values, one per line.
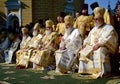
left=65, top=27, right=73, bottom=36
left=45, top=30, right=52, bottom=35
left=94, top=22, right=102, bottom=28
left=22, top=35, right=27, bottom=40
left=32, top=31, right=38, bottom=36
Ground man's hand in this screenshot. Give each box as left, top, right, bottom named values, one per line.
left=93, top=43, right=102, bottom=51
left=59, top=46, right=65, bottom=50
left=80, top=45, right=86, bottom=50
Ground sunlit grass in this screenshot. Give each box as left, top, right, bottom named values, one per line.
left=0, top=63, right=120, bottom=84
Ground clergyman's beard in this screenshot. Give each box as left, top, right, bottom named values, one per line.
left=22, top=35, right=27, bottom=40
left=94, top=22, right=102, bottom=27
left=32, top=31, right=38, bottom=36
left=66, top=27, right=73, bottom=36
left=45, top=29, right=52, bottom=35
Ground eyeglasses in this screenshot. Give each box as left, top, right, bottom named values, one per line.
left=94, top=17, right=102, bottom=21
left=94, top=18, right=99, bottom=21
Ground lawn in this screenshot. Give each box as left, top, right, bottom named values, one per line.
left=0, top=63, right=120, bottom=84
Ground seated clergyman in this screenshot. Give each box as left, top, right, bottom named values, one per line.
left=16, top=27, right=31, bottom=68
left=16, top=25, right=43, bottom=68
left=4, top=33, right=21, bottom=64
left=55, top=15, right=82, bottom=73
left=78, top=7, right=118, bottom=79
left=30, top=20, right=59, bottom=70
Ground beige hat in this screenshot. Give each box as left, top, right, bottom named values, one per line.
left=45, top=20, right=54, bottom=28
left=21, top=27, right=28, bottom=33
left=64, top=15, right=74, bottom=25
left=93, top=6, right=105, bottom=18
left=33, top=23, right=40, bottom=30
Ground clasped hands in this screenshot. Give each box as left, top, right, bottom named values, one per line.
left=80, top=41, right=102, bottom=51
left=59, top=39, right=69, bottom=50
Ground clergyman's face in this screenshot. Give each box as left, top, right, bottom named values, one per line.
left=82, top=9, right=88, bottom=15
left=65, top=23, right=73, bottom=35
left=32, top=28, right=38, bottom=36
left=59, top=17, right=64, bottom=22
left=45, top=27, right=52, bottom=35
left=65, top=23, right=72, bottom=29
left=57, top=16, right=61, bottom=23
left=94, top=16, right=103, bottom=27
left=75, top=12, right=80, bottom=18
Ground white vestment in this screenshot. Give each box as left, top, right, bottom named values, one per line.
left=79, top=24, right=118, bottom=78
left=55, top=28, right=82, bottom=73
left=16, top=34, right=42, bottom=68
left=0, top=37, right=10, bottom=62
left=4, top=38, right=21, bottom=63
left=16, top=35, right=31, bottom=66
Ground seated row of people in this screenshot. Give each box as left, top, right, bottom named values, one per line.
left=56, top=7, right=118, bottom=79
left=0, top=30, right=21, bottom=63
left=16, top=20, right=58, bottom=70
left=0, top=7, right=118, bottom=79
left=18, top=7, right=118, bottom=78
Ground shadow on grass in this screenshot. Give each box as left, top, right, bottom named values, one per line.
left=0, top=63, right=120, bottom=84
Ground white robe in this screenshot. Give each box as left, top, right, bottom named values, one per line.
left=79, top=24, right=118, bottom=78
left=16, top=35, right=31, bottom=66
left=4, top=38, right=21, bottom=63
left=16, top=34, right=42, bottom=68
left=55, top=28, right=82, bottom=73
left=0, top=37, right=11, bottom=62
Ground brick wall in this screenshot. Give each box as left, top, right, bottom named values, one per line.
left=32, top=0, right=84, bottom=24
left=0, top=0, right=7, bottom=27
left=0, top=0, right=84, bottom=27
left=20, top=0, right=32, bottom=26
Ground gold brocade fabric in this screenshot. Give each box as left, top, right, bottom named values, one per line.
left=30, top=49, right=51, bottom=66
left=16, top=35, right=42, bottom=67
left=16, top=36, right=31, bottom=66
left=41, top=32, right=58, bottom=50
left=79, top=24, right=118, bottom=78
left=20, top=36, right=31, bottom=49
left=74, top=15, right=93, bottom=39
left=90, top=27, right=102, bottom=45
left=56, top=23, right=66, bottom=35
left=16, top=49, right=33, bottom=68
left=27, top=35, right=42, bottom=49
left=104, top=9, right=113, bottom=25
left=30, top=32, right=59, bottom=69
left=39, top=27, right=45, bottom=34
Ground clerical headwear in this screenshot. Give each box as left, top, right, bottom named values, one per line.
left=80, top=4, right=88, bottom=10
left=33, top=23, right=40, bottom=30
left=45, top=20, right=54, bottom=28
left=59, top=12, right=66, bottom=18
left=90, top=2, right=99, bottom=10
left=64, top=15, right=74, bottom=25
left=93, top=7, right=105, bottom=18
left=38, top=19, right=43, bottom=24
left=21, top=27, right=28, bottom=33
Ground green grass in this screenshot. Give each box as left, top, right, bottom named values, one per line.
left=0, top=63, right=120, bottom=84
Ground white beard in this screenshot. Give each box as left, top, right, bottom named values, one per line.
left=65, top=27, right=73, bottom=36
left=32, top=31, right=38, bottom=36
left=94, top=22, right=102, bottom=28
left=45, top=29, right=52, bottom=35
left=22, top=35, right=27, bottom=41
